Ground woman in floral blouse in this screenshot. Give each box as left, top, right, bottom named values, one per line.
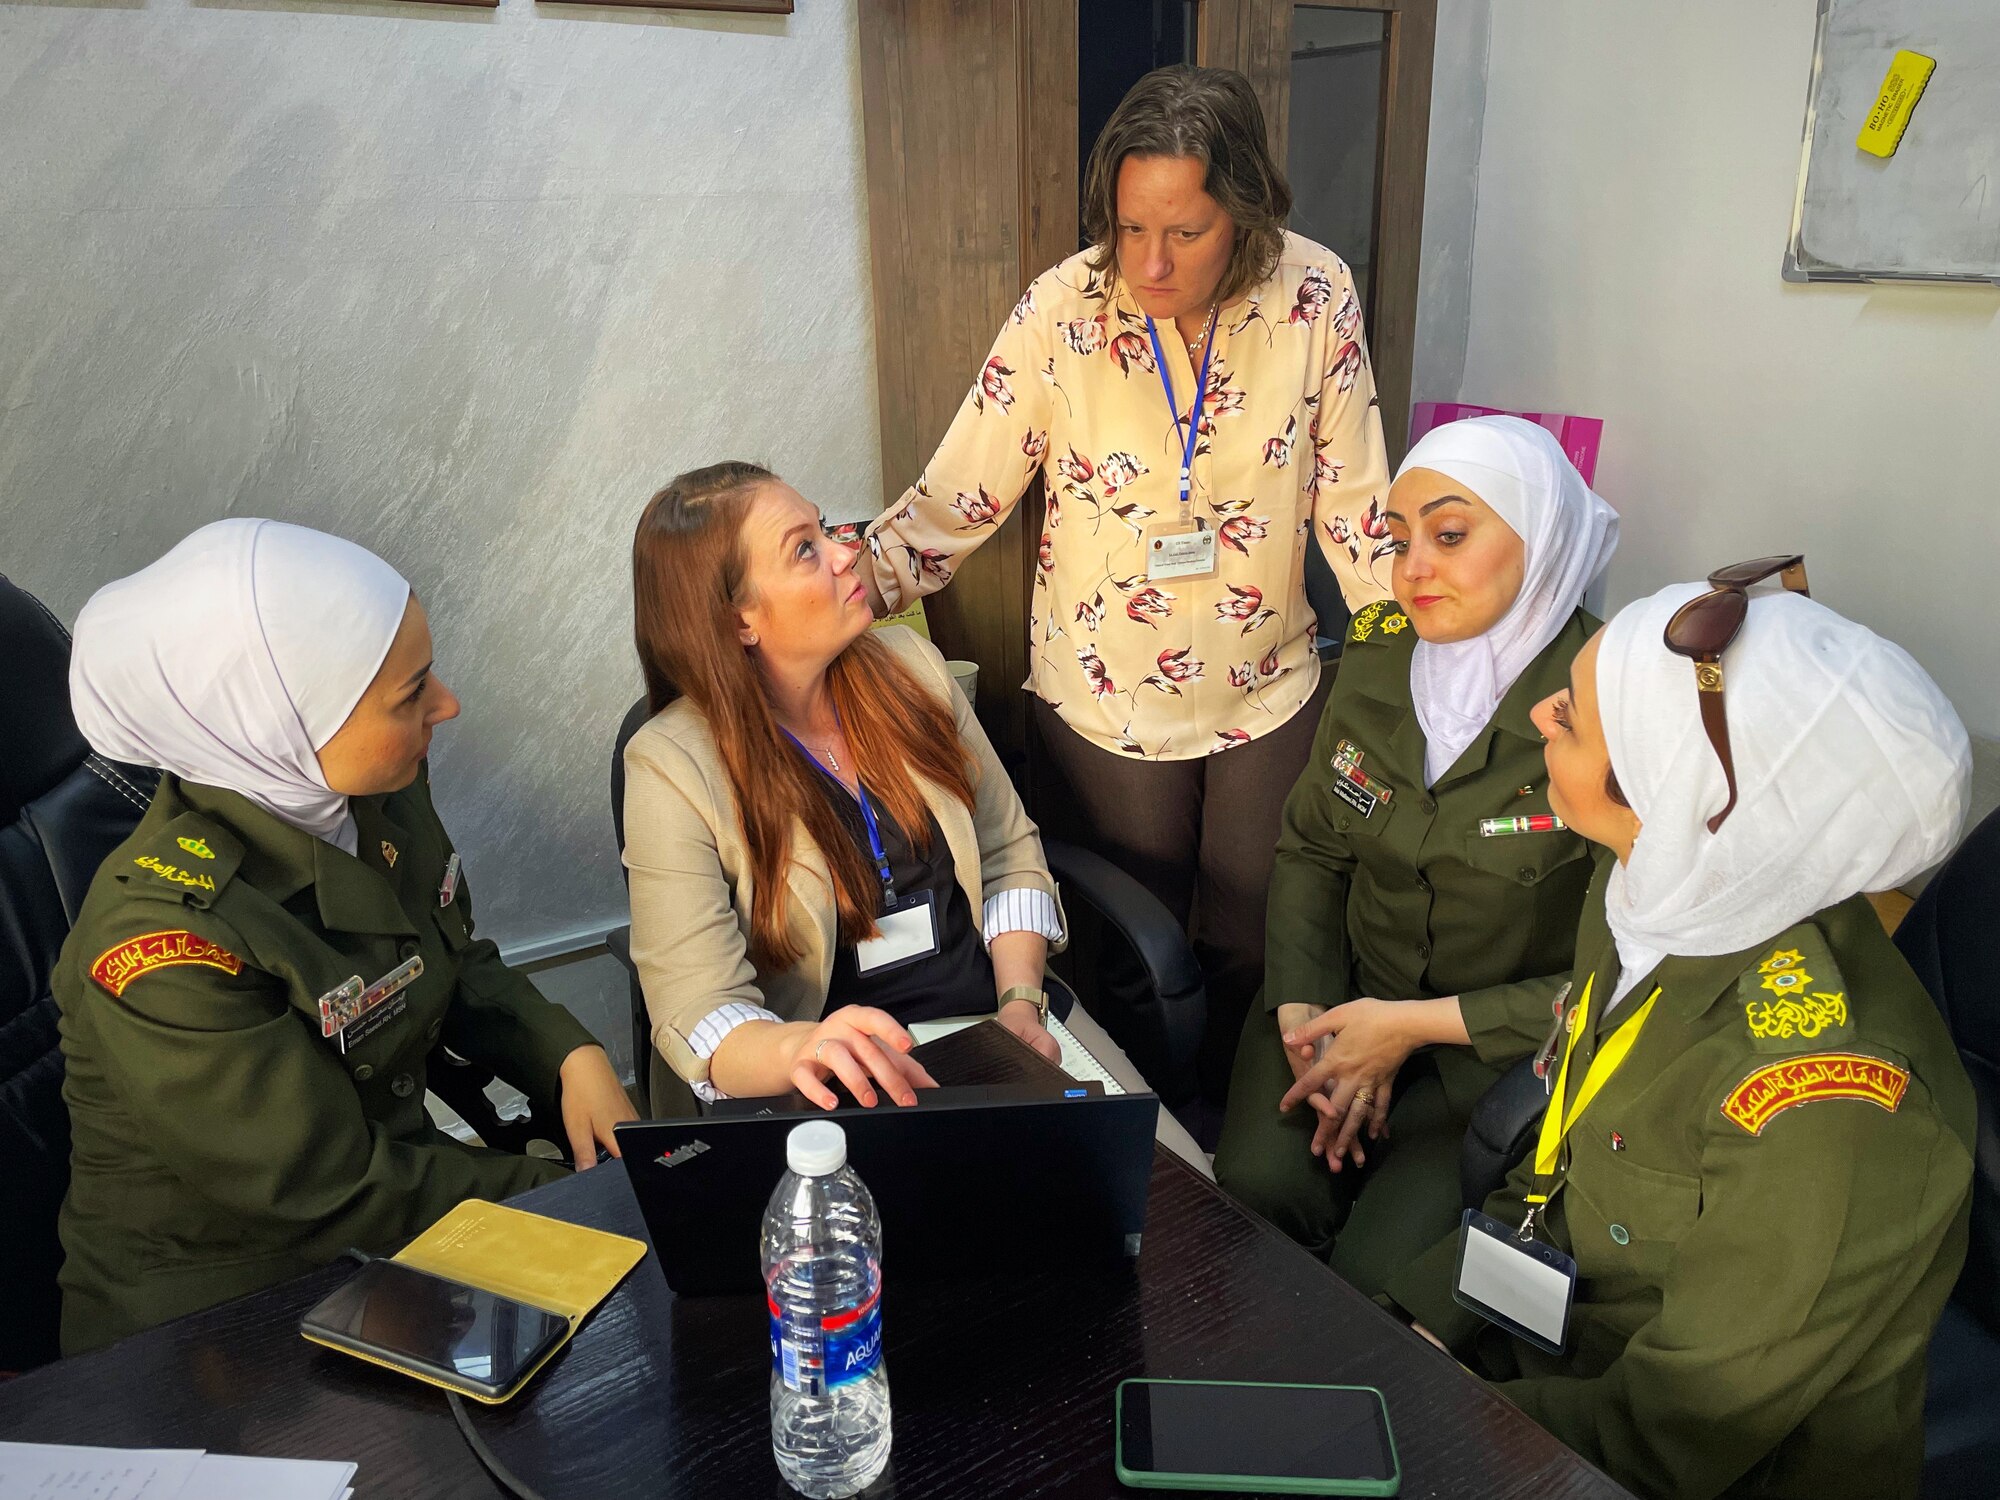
left=862, top=65, right=1391, bottom=1105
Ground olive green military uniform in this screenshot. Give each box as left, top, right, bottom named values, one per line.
left=1215, top=600, right=1597, bottom=1295
left=1386, top=857, right=1975, bottom=1500
left=54, top=770, right=598, bottom=1355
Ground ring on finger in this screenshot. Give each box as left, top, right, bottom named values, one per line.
left=814, top=1039, right=832, bottom=1065
left=1353, top=1085, right=1376, bottom=1106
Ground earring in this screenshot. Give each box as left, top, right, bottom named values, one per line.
left=746, top=634, right=759, bottom=647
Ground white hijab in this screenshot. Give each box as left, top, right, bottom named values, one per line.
left=1402, top=416, right=1620, bottom=786
left=70, top=518, right=412, bottom=856
left=1597, top=583, right=1970, bottom=1006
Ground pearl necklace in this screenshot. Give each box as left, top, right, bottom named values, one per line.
left=1183, top=302, right=1218, bottom=358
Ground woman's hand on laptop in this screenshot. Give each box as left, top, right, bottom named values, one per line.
left=790, top=1007, right=939, bottom=1110
left=558, top=1044, right=642, bottom=1172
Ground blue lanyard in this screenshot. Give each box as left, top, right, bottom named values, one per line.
left=779, top=728, right=896, bottom=906
left=1144, top=308, right=1218, bottom=515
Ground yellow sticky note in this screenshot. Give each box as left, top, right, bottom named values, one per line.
left=1857, top=50, right=1935, bottom=159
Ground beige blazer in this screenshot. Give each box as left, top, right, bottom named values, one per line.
left=622, top=627, right=1063, bottom=1089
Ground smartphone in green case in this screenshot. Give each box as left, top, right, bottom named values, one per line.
left=1114, top=1378, right=1400, bottom=1495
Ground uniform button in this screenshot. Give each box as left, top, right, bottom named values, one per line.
left=1609, top=1224, right=1631, bottom=1246
left=354, top=1063, right=375, bottom=1082
left=1416, top=942, right=1430, bottom=960
left=391, top=1073, right=416, bottom=1098
left=1416, top=876, right=1430, bottom=893
left=1337, top=815, right=1352, bottom=832
left=427, top=1019, right=442, bottom=1042
left=400, top=940, right=420, bottom=961
left=1518, top=866, right=1538, bottom=884
left=1419, top=797, right=1437, bottom=817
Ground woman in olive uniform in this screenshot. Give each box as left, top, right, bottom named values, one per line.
left=55, top=518, right=636, bottom=1354
left=1214, top=416, right=1617, bottom=1295
left=1292, top=575, right=1973, bottom=1500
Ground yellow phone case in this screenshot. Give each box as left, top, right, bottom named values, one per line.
left=301, top=1198, right=648, bottom=1403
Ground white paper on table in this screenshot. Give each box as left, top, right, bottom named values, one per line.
left=184, top=1453, right=357, bottom=1500
left=0, top=1443, right=202, bottom=1500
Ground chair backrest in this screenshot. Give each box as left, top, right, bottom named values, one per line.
left=1303, top=536, right=1352, bottom=655
left=1894, top=805, right=2000, bottom=1336
left=0, top=574, right=158, bottom=1370
left=609, top=694, right=654, bottom=865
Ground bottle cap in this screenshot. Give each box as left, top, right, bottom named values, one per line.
left=786, top=1120, right=847, bottom=1177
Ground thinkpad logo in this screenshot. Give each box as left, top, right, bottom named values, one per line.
left=655, top=1140, right=711, bottom=1169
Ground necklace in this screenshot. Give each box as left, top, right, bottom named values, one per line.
left=1183, top=302, right=1218, bottom=358
left=814, top=743, right=841, bottom=773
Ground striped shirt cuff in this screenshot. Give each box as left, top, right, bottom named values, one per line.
left=982, top=886, right=1064, bottom=946
left=686, top=1001, right=783, bottom=1103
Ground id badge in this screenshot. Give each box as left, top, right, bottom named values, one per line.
left=854, top=891, right=940, bottom=976
left=1144, top=523, right=1217, bottom=582
left=319, top=953, right=425, bottom=1047
left=1452, top=1207, right=1576, bottom=1355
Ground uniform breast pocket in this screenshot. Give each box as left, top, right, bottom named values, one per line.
left=1329, top=785, right=1399, bottom=841
left=1564, top=1150, right=1702, bottom=1291
left=1460, top=824, right=1590, bottom=889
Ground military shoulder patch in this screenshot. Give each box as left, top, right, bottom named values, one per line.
left=124, top=816, right=242, bottom=906
left=91, top=929, right=243, bottom=997
left=1739, top=925, right=1851, bottom=1052
left=1347, top=599, right=1411, bottom=645
left=1721, top=1052, right=1909, bottom=1136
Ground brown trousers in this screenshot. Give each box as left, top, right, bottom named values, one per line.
left=1033, top=668, right=1333, bottom=1104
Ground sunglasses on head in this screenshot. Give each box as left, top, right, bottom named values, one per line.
left=1661, top=555, right=1810, bottom=833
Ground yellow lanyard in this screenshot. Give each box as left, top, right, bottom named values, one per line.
left=1525, top=975, right=1662, bottom=1208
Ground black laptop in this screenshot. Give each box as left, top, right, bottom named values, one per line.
left=616, top=1087, right=1159, bottom=1296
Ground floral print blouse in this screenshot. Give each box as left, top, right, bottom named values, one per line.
left=863, top=232, right=1392, bottom=761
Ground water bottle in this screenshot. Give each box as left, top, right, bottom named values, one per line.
left=762, top=1120, right=892, bottom=1498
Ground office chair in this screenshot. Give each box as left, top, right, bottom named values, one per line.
left=1455, top=808, right=2000, bottom=1498
left=0, top=573, right=161, bottom=1371
left=605, top=692, right=1208, bottom=1112
left=1891, top=805, right=2000, bottom=1498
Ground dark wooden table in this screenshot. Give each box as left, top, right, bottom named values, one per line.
left=0, top=1148, right=1631, bottom=1499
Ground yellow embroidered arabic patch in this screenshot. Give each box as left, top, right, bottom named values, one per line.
left=132, top=855, right=215, bottom=893
left=1722, top=1052, right=1908, bottom=1136
left=176, top=836, right=215, bottom=860
left=1745, top=991, right=1848, bottom=1041
left=91, top=929, right=243, bottom=997
left=1349, top=599, right=1390, bottom=643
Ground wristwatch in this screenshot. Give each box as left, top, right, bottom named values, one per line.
left=998, top=983, right=1049, bottom=1025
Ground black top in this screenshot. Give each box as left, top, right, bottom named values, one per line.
left=811, top=770, right=993, bottom=1023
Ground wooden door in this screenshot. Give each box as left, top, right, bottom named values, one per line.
left=856, top=0, right=1079, bottom=760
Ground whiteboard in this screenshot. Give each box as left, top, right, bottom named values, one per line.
left=1785, top=0, right=2000, bottom=284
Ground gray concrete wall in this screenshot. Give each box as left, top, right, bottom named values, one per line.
left=0, top=0, right=883, bottom=994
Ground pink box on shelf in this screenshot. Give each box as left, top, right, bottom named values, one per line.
left=1408, top=402, right=1606, bottom=490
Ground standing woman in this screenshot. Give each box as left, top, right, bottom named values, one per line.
left=862, top=65, right=1391, bottom=1101
left=1214, top=416, right=1616, bottom=1295
left=54, top=519, right=635, bottom=1354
